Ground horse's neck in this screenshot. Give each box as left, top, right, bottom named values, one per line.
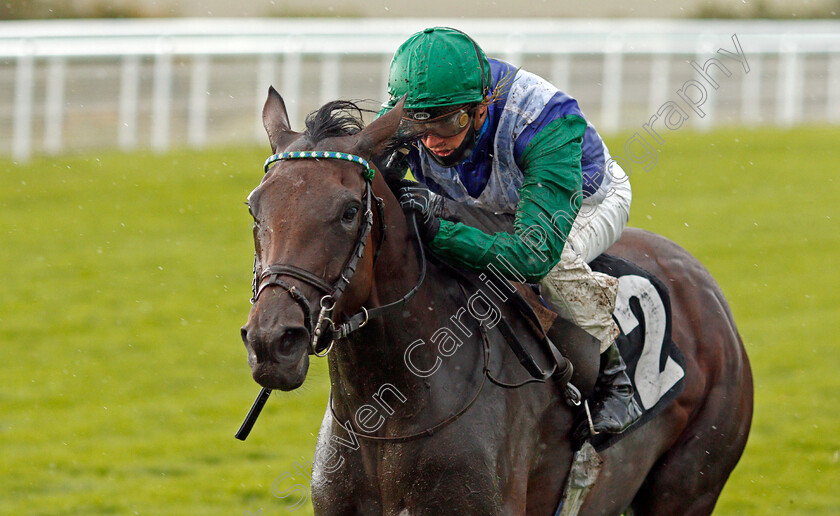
left=330, top=267, right=480, bottom=422
left=328, top=202, right=484, bottom=420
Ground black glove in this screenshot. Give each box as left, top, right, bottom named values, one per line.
left=397, top=179, right=441, bottom=241
left=383, top=146, right=410, bottom=172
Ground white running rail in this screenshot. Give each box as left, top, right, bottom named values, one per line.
left=2, top=18, right=839, bottom=160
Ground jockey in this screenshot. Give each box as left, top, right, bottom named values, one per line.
left=383, top=27, right=642, bottom=436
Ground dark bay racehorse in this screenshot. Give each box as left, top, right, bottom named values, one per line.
left=240, top=87, right=753, bottom=515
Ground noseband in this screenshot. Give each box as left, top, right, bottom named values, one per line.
left=251, top=150, right=425, bottom=357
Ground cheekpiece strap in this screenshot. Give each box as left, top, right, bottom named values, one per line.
left=264, top=151, right=376, bottom=181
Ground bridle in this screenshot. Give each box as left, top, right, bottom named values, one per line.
left=237, top=149, right=577, bottom=443
left=251, top=150, right=426, bottom=357
left=237, top=148, right=426, bottom=441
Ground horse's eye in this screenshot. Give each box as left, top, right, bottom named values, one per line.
left=342, top=205, right=360, bottom=222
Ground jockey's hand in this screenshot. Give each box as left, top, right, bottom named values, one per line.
left=397, top=179, right=441, bottom=241
left=383, top=146, right=410, bottom=173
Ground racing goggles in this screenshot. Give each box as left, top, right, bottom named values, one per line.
left=400, top=105, right=475, bottom=139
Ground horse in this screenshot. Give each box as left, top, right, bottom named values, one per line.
left=239, top=87, right=754, bottom=515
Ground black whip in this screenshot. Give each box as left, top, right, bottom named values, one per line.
left=235, top=387, right=272, bottom=441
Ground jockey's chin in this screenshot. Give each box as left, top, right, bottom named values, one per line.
left=421, top=130, right=467, bottom=158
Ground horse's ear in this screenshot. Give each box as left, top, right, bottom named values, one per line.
left=263, top=86, right=300, bottom=152
left=352, top=95, right=406, bottom=158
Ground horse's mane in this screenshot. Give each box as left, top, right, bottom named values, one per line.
left=304, top=100, right=367, bottom=142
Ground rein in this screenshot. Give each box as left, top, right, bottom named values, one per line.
left=330, top=307, right=492, bottom=444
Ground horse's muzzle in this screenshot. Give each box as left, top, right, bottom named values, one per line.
left=241, top=323, right=310, bottom=391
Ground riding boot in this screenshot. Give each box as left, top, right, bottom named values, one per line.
left=588, top=341, right=642, bottom=435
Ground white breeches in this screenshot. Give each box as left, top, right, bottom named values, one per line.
left=539, top=163, right=632, bottom=352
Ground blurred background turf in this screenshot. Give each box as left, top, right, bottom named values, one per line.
left=1, top=126, right=838, bottom=515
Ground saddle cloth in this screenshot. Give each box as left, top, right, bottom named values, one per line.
left=512, top=253, right=686, bottom=451
left=587, top=253, right=686, bottom=451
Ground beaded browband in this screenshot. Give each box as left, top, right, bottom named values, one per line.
left=263, top=151, right=376, bottom=181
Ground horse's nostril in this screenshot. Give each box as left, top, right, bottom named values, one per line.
left=275, top=326, right=310, bottom=357
left=240, top=326, right=249, bottom=343
left=282, top=327, right=309, bottom=344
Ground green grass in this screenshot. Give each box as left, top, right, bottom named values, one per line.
left=1, top=126, right=838, bottom=515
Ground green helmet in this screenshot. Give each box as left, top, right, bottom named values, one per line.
left=386, top=27, right=491, bottom=111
